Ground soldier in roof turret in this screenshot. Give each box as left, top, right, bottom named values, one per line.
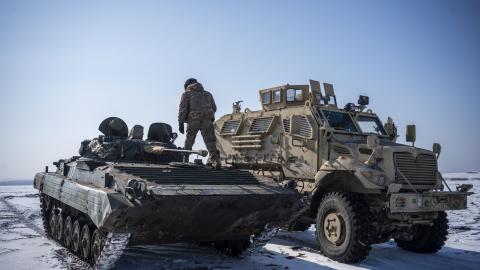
left=178, top=78, right=221, bottom=169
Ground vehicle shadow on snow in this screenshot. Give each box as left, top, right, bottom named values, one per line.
left=361, top=243, right=480, bottom=270
left=114, top=243, right=335, bottom=270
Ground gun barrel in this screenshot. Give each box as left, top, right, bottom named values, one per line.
left=144, top=146, right=208, bottom=157
left=163, top=148, right=208, bottom=157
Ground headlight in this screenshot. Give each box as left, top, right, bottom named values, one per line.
left=359, top=170, right=387, bottom=186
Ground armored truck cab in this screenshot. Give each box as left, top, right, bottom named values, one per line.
left=215, top=80, right=472, bottom=263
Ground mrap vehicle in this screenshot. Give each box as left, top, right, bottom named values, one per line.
left=215, top=80, right=472, bottom=263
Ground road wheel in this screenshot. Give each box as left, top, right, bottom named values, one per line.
left=48, top=210, right=57, bottom=237
left=315, top=192, right=373, bottom=263
left=80, top=224, right=91, bottom=260
left=63, top=216, right=73, bottom=248
left=396, top=211, right=448, bottom=253
left=72, top=220, right=81, bottom=253
left=55, top=213, right=64, bottom=242
left=91, top=229, right=105, bottom=263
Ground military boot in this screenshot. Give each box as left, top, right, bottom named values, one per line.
left=183, top=153, right=190, bottom=163
left=214, top=158, right=221, bottom=170
left=206, top=156, right=221, bottom=170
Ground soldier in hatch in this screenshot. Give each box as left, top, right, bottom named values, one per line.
left=178, top=78, right=221, bottom=169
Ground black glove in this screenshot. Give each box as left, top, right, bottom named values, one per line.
left=179, top=122, right=185, bottom=134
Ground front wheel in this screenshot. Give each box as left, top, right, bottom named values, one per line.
left=395, top=211, right=448, bottom=253
left=315, top=192, right=373, bottom=263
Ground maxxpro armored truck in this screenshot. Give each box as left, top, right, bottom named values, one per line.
left=215, top=80, right=472, bottom=263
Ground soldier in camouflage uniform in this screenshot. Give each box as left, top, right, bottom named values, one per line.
left=178, top=78, right=221, bottom=168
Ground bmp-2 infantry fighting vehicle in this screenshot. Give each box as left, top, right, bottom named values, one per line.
left=215, top=80, right=472, bottom=263
left=34, top=117, right=300, bottom=268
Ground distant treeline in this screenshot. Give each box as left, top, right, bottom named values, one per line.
left=0, top=180, right=33, bottom=186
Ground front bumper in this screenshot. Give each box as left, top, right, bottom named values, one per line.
left=389, top=191, right=468, bottom=213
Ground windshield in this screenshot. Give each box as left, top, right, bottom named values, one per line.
left=357, top=115, right=386, bottom=135
left=321, top=110, right=358, bottom=132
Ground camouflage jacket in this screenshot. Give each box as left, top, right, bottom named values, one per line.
left=178, top=82, right=217, bottom=123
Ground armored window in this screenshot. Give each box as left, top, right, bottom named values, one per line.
left=272, top=90, right=281, bottom=103
left=286, top=89, right=303, bottom=102
left=291, top=115, right=313, bottom=139
left=261, top=91, right=271, bottom=104
left=356, top=115, right=386, bottom=135
left=220, top=120, right=242, bottom=135
left=321, top=109, right=358, bottom=133
left=248, top=116, right=275, bottom=134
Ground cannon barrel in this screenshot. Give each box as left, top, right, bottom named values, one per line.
left=144, top=145, right=208, bottom=157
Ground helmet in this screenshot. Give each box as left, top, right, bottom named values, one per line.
left=184, top=78, right=198, bottom=90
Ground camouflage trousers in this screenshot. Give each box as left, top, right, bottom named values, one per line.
left=184, top=119, right=220, bottom=161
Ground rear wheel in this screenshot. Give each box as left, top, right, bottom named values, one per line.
left=315, top=192, right=373, bottom=263
left=396, top=211, right=448, bottom=253
left=72, top=220, right=81, bottom=253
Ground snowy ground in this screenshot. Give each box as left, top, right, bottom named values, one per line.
left=0, top=179, right=479, bottom=270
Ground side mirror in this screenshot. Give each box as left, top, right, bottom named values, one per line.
left=406, top=125, right=416, bottom=145
left=433, top=143, right=442, bottom=158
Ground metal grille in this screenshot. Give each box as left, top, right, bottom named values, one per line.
left=333, top=145, right=351, bottom=155
left=282, top=118, right=290, bottom=133
left=292, top=115, right=313, bottom=138
left=220, top=120, right=241, bottom=135
left=248, top=117, right=275, bottom=134
left=394, top=153, right=437, bottom=186
left=116, top=166, right=259, bottom=185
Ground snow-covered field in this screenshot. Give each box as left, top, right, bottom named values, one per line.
left=0, top=179, right=479, bottom=270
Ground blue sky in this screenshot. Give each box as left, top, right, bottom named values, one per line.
left=0, top=0, right=479, bottom=179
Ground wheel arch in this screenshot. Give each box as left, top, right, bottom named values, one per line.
left=310, top=170, right=373, bottom=215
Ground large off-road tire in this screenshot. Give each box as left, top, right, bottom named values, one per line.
left=315, top=192, right=373, bottom=263
left=396, top=211, right=448, bottom=253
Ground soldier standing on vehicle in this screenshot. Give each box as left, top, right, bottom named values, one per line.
left=178, top=78, right=221, bottom=169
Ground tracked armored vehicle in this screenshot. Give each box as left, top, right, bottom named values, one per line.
left=34, top=117, right=300, bottom=268
left=215, top=80, right=472, bottom=263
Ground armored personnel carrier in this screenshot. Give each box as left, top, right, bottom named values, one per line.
left=215, top=80, right=472, bottom=263
left=34, top=117, right=300, bottom=268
